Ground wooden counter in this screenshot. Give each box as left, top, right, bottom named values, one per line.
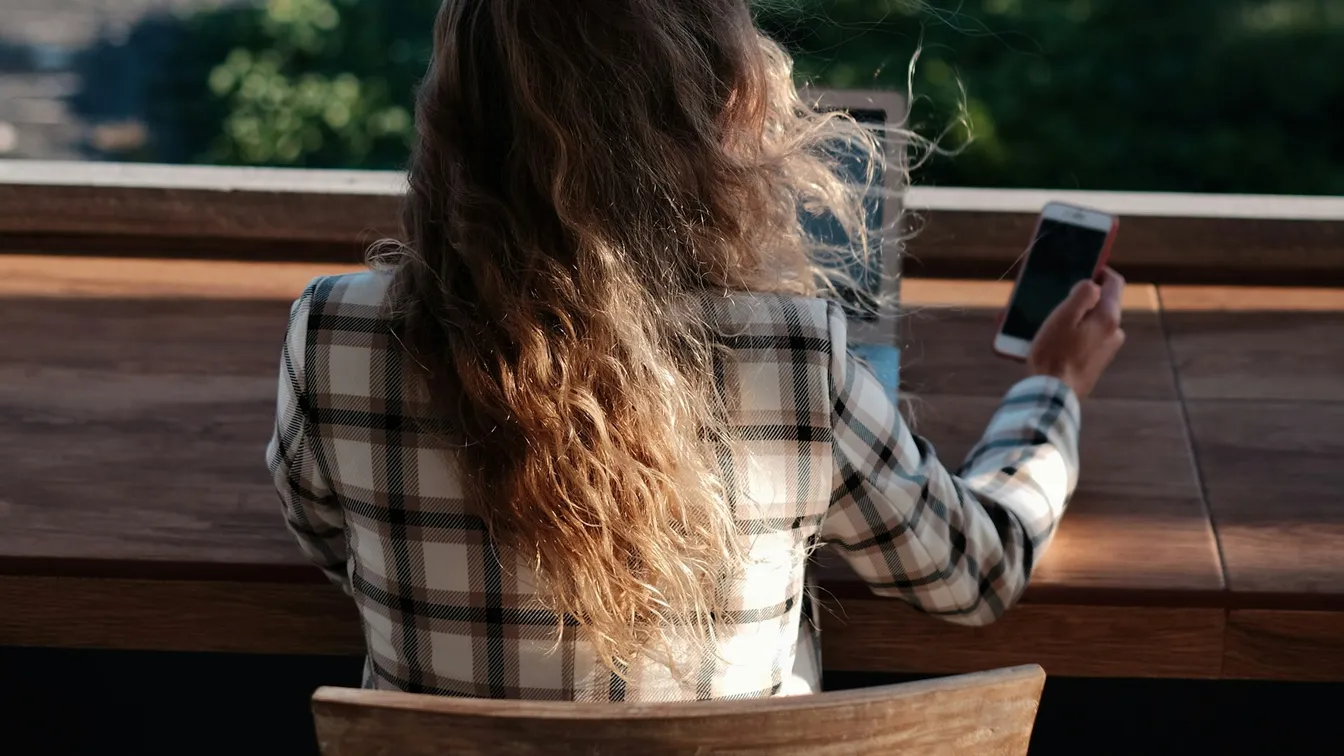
left=1, top=256, right=1342, bottom=680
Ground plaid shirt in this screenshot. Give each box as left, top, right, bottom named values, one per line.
left=268, top=272, right=1080, bottom=702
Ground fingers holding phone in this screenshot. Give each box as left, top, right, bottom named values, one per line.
left=1028, top=267, right=1127, bottom=398
left=993, top=202, right=1119, bottom=361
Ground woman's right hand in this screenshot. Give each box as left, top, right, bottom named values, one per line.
left=1028, top=267, right=1127, bottom=399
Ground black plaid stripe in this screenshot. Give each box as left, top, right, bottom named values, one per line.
left=268, top=273, right=1080, bottom=701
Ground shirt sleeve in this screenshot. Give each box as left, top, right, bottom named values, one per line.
left=265, top=281, right=351, bottom=593
left=818, top=302, right=1080, bottom=625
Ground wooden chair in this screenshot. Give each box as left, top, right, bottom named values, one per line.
left=311, top=664, right=1045, bottom=755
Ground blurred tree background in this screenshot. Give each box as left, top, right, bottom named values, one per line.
left=140, top=0, right=434, bottom=167
left=127, top=0, right=1344, bottom=193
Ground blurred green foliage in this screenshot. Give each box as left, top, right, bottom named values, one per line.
left=146, top=0, right=1344, bottom=193
left=755, top=0, right=1344, bottom=193
left=150, top=0, right=434, bottom=167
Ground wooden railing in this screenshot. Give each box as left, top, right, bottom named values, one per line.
left=1, top=159, right=1343, bottom=284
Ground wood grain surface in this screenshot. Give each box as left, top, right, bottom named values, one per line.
left=1166, top=282, right=1344, bottom=611
left=0, top=162, right=402, bottom=245
left=0, top=296, right=310, bottom=571
left=311, top=666, right=1044, bottom=756
left=901, top=201, right=1344, bottom=285
left=0, top=253, right=363, bottom=300
left=1222, top=610, right=1344, bottom=681
left=5, top=163, right=1343, bottom=284
left=819, top=599, right=1225, bottom=679
left=0, top=576, right=362, bottom=655
left=899, top=280, right=1175, bottom=400
left=1161, top=285, right=1344, bottom=401
left=1186, top=401, right=1344, bottom=598
left=0, top=257, right=357, bottom=574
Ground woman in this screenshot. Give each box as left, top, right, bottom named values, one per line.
left=267, top=0, right=1125, bottom=702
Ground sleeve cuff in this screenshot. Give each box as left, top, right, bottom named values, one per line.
left=1004, top=375, right=1081, bottom=425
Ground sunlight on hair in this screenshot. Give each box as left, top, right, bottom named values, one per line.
left=367, top=0, right=968, bottom=685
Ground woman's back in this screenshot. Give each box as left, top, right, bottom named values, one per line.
left=270, top=271, right=1084, bottom=701
left=275, top=271, right=835, bottom=700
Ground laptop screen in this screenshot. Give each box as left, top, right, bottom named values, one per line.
left=803, top=103, right=900, bottom=404
left=802, top=106, right=888, bottom=322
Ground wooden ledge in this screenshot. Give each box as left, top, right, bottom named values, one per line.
left=5, top=160, right=1344, bottom=284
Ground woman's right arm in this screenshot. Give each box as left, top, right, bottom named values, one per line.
left=818, top=270, right=1125, bottom=625
left=820, top=340, right=1079, bottom=625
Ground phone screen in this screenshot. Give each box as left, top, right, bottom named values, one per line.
left=1002, top=218, right=1109, bottom=341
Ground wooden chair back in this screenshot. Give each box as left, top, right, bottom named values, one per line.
left=311, top=664, right=1045, bottom=756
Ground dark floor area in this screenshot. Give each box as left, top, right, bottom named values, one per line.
left=2, top=647, right=1340, bottom=755
left=828, top=670, right=1343, bottom=754
left=1, top=646, right=362, bottom=755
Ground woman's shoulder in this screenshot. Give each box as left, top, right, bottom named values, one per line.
left=701, top=292, right=845, bottom=367
left=282, top=270, right=405, bottom=403
left=286, top=270, right=394, bottom=337
left=702, top=291, right=835, bottom=333
left=298, top=270, right=392, bottom=312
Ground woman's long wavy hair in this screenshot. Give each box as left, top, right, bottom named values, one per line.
left=377, top=0, right=885, bottom=676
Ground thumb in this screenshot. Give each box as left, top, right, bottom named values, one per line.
left=1049, top=279, right=1102, bottom=326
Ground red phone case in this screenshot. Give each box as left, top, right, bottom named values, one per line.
left=993, top=211, right=1120, bottom=362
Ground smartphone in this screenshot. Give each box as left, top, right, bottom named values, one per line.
left=992, top=202, right=1119, bottom=361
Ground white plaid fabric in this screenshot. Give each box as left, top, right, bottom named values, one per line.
left=268, top=272, right=1080, bottom=702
